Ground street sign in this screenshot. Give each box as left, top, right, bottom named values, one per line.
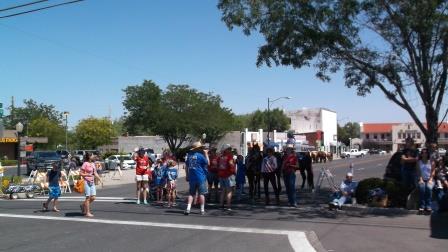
left=20, top=151, right=26, bottom=158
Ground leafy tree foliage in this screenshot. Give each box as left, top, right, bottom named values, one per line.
left=28, top=117, right=65, bottom=150
left=337, top=122, right=360, bottom=146
left=74, top=117, right=114, bottom=149
left=219, top=0, right=448, bottom=144
left=234, top=109, right=290, bottom=132
left=123, top=82, right=235, bottom=154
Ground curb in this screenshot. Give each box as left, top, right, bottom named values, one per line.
left=339, top=204, right=418, bottom=215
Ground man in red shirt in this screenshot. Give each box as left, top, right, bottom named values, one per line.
left=207, top=148, right=220, bottom=202
left=134, top=147, right=152, bottom=205
left=282, top=145, right=299, bottom=207
left=218, top=144, right=236, bottom=211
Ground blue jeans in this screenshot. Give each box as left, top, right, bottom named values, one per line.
left=401, top=167, right=416, bottom=190
left=332, top=192, right=352, bottom=207
left=418, top=180, right=434, bottom=209
left=283, top=173, right=296, bottom=205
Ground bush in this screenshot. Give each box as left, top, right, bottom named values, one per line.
left=355, top=177, right=408, bottom=208
left=0, top=160, right=18, bottom=166
left=355, top=178, right=383, bottom=204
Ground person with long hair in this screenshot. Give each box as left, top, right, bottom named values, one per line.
left=134, top=147, right=152, bottom=205
left=80, top=152, right=102, bottom=217
left=416, top=148, right=436, bottom=213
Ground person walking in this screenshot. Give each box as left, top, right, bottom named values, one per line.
left=42, top=162, right=63, bottom=212
left=282, top=145, right=299, bottom=207
left=261, top=147, right=280, bottom=205
left=80, top=152, right=102, bottom=217
left=246, top=143, right=263, bottom=202
left=134, top=147, right=152, bottom=205
left=207, top=148, right=220, bottom=202
left=218, top=144, right=236, bottom=210
left=416, top=148, right=436, bottom=213
left=235, top=155, right=246, bottom=200
left=184, top=142, right=209, bottom=215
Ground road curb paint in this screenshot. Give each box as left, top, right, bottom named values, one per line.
left=0, top=213, right=317, bottom=252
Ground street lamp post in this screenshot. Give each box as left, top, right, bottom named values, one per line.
left=16, top=122, right=23, bottom=177
left=63, top=111, right=69, bottom=151
left=267, top=96, right=292, bottom=146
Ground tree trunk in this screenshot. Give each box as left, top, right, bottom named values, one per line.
left=425, top=108, right=439, bottom=145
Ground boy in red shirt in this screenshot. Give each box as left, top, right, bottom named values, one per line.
left=218, top=144, right=236, bottom=211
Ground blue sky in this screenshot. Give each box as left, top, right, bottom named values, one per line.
left=0, top=0, right=427, bottom=128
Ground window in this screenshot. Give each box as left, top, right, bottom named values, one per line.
left=438, top=133, right=441, bottom=138
left=374, top=134, right=378, bottom=139
left=445, top=133, right=448, bottom=139
left=381, top=134, right=385, bottom=139
left=398, top=133, right=402, bottom=139
left=417, top=133, right=421, bottom=139
left=366, top=134, right=370, bottom=139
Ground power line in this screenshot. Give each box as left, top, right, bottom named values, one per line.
left=0, top=0, right=49, bottom=12
left=0, top=0, right=85, bottom=19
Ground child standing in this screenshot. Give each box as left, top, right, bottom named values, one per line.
left=153, top=160, right=165, bottom=204
left=236, top=155, right=246, bottom=199
left=43, top=162, right=62, bottom=212
left=165, top=160, right=178, bottom=208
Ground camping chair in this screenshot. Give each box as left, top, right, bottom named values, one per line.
left=59, top=170, right=71, bottom=194
left=34, top=171, right=49, bottom=195
left=26, top=170, right=38, bottom=184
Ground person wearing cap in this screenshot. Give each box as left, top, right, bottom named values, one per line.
left=134, top=147, right=152, bottom=205
left=184, top=141, right=210, bottom=215
left=282, top=145, right=299, bottom=207
left=329, top=172, right=358, bottom=210
left=401, top=137, right=419, bottom=191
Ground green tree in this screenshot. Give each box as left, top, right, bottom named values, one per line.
left=245, top=109, right=290, bottom=131
left=74, top=117, right=114, bottom=149
left=123, top=82, right=235, bottom=154
left=28, top=117, right=65, bottom=150
left=219, top=0, right=448, bottom=145
left=337, top=122, right=360, bottom=146
left=122, top=80, right=162, bottom=135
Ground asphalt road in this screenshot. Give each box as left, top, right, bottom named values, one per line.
left=1, top=154, right=447, bottom=251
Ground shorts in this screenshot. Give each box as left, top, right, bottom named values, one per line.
left=207, top=172, right=219, bottom=186
left=219, top=175, right=236, bottom=188
left=48, top=185, right=61, bottom=199
left=84, top=181, right=96, bottom=197
left=189, top=180, right=208, bottom=196
left=136, top=174, right=149, bottom=182
left=166, top=180, right=176, bottom=190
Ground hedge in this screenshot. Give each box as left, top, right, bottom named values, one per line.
left=355, top=177, right=408, bottom=208
left=0, top=160, right=18, bottom=166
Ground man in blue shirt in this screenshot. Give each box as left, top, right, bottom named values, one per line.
left=185, top=141, right=209, bottom=215
left=330, top=172, right=358, bottom=210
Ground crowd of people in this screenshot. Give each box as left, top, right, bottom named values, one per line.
left=400, top=137, right=448, bottom=213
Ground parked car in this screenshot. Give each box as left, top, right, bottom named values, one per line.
left=104, top=155, right=136, bottom=170
left=369, top=149, right=380, bottom=155
left=26, top=151, right=61, bottom=174
left=378, top=150, right=387, bottom=155
left=341, top=149, right=366, bottom=158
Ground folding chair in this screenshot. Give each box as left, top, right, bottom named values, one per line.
left=59, top=170, right=71, bottom=194
left=26, top=170, right=38, bottom=184
left=34, top=171, right=48, bottom=195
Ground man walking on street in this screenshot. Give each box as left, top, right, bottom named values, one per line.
left=185, top=142, right=209, bottom=215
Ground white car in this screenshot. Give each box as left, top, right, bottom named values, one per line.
left=105, top=155, right=136, bottom=170
left=378, top=150, right=387, bottom=155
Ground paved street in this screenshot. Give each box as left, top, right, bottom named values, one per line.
left=1, top=155, right=447, bottom=251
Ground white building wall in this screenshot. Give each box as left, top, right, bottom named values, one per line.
left=287, top=108, right=323, bottom=133
left=321, top=109, right=338, bottom=149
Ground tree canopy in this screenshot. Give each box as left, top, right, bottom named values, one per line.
left=219, top=0, right=448, bottom=144
left=123, top=81, right=235, bottom=154
left=74, top=117, right=114, bottom=149
left=337, top=122, right=360, bottom=146
left=232, top=108, right=290, bottom=132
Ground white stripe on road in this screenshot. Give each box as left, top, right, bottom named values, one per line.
left=0, top=213, right=316, bottom=252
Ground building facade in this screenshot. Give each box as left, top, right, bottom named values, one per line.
left=286, top=108, right=337, bottom=152
left=360, top=122, right=448, bottom=152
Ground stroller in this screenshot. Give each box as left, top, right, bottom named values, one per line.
left=6, top=184, right=40, bottom=199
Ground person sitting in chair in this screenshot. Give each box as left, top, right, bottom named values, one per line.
left=329, top=172, right=358, bottom=210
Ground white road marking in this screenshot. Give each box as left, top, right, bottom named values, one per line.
left=0, top=213, right=316, bottom=252
left=356, top=168, right=365, bottom=171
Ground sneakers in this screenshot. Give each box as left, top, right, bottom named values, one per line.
left=136, top=200, right=141, bottom=205
left=200, top=210, right=205, bottom=215
left=143, top=200, right=148, bottom=205
left=184, top=210, right=190, bottom=216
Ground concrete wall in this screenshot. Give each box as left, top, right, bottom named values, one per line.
left=321, top=109, right=338, bottom=150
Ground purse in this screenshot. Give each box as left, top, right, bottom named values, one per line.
left=74, top=178, right=85, bottom=194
